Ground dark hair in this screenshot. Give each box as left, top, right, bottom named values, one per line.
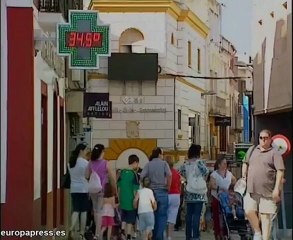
left=128, top=154, right=139, bottom=165
left=229, top=183, right=235, bottom=191
left=214, top=156, right=226, bottom=170
left=142, top=177, right=151, bottom=188
left=91, top=144, right=105, bottom=161
left=149, top=147, right=162, bottom=161
left=69, top=143, right=87, bottom=168
left=103, top=183, right=114, bottom=198
left=188, top=144, right=201, bottom=159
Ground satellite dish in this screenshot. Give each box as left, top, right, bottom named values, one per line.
left=271, top=134, right=291, bottom=158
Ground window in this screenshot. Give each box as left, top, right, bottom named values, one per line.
left=188, top=114, right=200, bottom=145
left=197, top=48, right=201, bottom=72
left=188, top=41, right=192, bottom=67
left=119, top=28, right=145, bottom=53
left=178, top=109, right=182, bottom=129
left=171, top=33, right=175, bottom=45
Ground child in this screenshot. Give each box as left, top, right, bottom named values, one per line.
left=228, top=184, right=239, bottom=220
left=101, top=183, right=118, bottom=240
left=221, top=184, right=240, bottom=220
left=117, top=155, right=140, bottom=240
left=133, top=177, right=157, bottom=240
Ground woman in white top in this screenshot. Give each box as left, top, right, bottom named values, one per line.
left=209, top=157, right=236, bottom=240
left=133, top=177, right=157, bottom=240
left=68, top=142, right=90, bottom=239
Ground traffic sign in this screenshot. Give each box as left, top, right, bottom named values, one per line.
left=272, top=134, right=291, bottom=158
left=57, top=10, right=110, bottom=69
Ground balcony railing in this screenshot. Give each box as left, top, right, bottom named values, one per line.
left=37, top=0, right=83, bottom=21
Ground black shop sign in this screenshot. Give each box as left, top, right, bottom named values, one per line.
left=215, top=117, right=231, bottom=126
left=83, top=93, right=112, bottom=118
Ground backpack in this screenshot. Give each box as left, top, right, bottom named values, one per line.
left=185, top=161, right=207, bottom=195
left=88, top=166, right=102, bottom=194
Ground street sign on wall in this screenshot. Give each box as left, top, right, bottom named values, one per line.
left=57, top=10, right=110, bottom=69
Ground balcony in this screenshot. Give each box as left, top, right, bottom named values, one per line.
left=209, top=96, right=227, bottom=116
left=37, top=0, right=83, bottom=32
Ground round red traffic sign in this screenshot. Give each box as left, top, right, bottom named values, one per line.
left=271, top=134, right=291, bottom=158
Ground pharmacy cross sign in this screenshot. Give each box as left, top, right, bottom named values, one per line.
left=57, top=10, right=110, bottom=69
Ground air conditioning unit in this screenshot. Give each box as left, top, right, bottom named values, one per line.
left=71, top=69, right=83, bottom=82
left=211, top=136, right=218, bottom=147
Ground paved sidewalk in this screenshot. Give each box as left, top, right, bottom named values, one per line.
left=172, top=229, right=241, bottom=240
left=173, top=229, right=215, bottom=239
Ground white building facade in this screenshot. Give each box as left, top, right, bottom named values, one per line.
left=84, top=0, right=210, bottom=167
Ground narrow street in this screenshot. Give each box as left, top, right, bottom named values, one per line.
left=1, top=0, right=292, bottom=239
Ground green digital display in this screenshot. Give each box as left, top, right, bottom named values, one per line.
left=57, top=10, right=110, bottom=69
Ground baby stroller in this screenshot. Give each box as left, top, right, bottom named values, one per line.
left=218, top=191, right=253, bottom=240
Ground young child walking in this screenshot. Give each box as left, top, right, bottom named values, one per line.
left=101, top=183, right=118, bottom=240
left=133, top=177, right=157, bottom=240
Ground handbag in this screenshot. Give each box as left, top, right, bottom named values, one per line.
left=88, top=168, right=103, bottom=194
left=185, top=162, right=207, bottom=194
left=242, top=145, right=257, bottom=195
left=61, top=166, right=70, bottom=189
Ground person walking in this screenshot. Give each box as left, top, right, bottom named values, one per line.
left=101, top=183, right=118, bottom=240
left=166, top=157, right=181, bottom=240
left=242, top=129, right=285, bottom=240
left=134, top=177, right=157, bottom=240
left=68, top=142, right=91, bottom=239
left=117, top=154, right=140, bottom=240
left=87, top=144, right=116, bottom=240
left=140, top=147, right=172, bottom=240
left=209, top=157, right=237, bottom=240
left=178, top=144, right=209, bottom=240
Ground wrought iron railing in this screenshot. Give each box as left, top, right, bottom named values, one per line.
left=38, top=0, right=83, bottom=21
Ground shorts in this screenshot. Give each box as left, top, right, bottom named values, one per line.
left=138, top=212, right=154, bottom=231
left=243, top=193, right=278, bottom=214
left=102, top=216, right=115, bottom=227
left=71, top=193, right=90, bottom=212
left=167, top=194, right=180, bottom=224
left=121, top=210, right=137, bottom=224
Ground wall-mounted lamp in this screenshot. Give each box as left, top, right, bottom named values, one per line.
left=201, top=91, right=216, bottom=97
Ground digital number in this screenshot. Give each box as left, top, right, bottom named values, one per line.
left=76, top=33, right=84, bottom=47
left=93, top=33, right=101, bottom=46
left=68, top=32, right=76, bottom=47
left=85, top=33, right=92, bottom=47
left=67, top=32, right=102, bottom=47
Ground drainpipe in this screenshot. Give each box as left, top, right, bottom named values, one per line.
left=173, top=76, right=177, bottom=152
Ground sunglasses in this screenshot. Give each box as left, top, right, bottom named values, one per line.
left=259, top=136, right=269, bottom=140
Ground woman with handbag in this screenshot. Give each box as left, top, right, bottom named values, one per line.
left=209, top=157, right=237, bottom=240
left=68, top=142, right=91, bottom=239
left=86, top=144, right=116, bottom=240
left=178, top=144, right=209, bottom=240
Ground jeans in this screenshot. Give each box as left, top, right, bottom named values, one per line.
left=185, top=202, right=204, bottom=240
left=153, top=189, right=169, bottom=240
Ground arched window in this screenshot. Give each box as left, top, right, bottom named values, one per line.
left=119, top=28, right=145, bottom=53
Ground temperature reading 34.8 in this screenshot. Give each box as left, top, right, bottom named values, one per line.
left=66, top=32, right=102, bottom=48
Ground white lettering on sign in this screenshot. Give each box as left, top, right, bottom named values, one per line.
left=112, top=107, right=166, bottom=113
left=88, top=101, right=109, bottom=112
left=122, top=96, right=144, bottom=104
